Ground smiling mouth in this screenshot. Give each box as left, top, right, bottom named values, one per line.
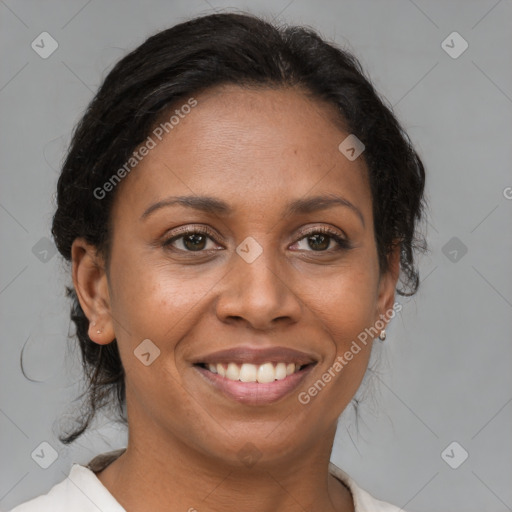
left=195, top=362, right=314, bottom=383
left=192, top=346, right=318, bottom=404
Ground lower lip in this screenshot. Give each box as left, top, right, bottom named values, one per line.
left=194, top=365, right=315, bottom=405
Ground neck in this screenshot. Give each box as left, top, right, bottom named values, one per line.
left=95, top=427, right=354, bottom=512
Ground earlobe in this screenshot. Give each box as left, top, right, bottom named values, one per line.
left=376, top=242, right=401, bottom=328
left=71, top=238, right=115, bottom=345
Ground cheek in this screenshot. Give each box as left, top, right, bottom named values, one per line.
left=299, top=261, right=379, bottom=404
left=107, top=246, right=222, bottom=358
left=304, top=262, right=380, bottom=342
left=300, top=276, right=376, bottom=420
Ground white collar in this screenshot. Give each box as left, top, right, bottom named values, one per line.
left=65, top=452, right=404, bottom=512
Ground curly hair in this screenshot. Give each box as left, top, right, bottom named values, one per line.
left=51, top=12, right=427, bottom=444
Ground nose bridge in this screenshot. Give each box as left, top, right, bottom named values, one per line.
left=235, top=237, right=288, bottom=304
left=215, top=235, right=302, bottom=327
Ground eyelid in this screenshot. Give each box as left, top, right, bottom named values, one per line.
left=163, top=224, right=222, bottom=241
left=294, top=224, right=348, bottom=241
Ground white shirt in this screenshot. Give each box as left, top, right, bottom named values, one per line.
left=9, top=450, right=405, bottom=512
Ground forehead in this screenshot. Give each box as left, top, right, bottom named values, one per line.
left=113, top=85, right=372, bottom=219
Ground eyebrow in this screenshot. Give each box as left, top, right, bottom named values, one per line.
left=140, top=193, right=365, bottom=226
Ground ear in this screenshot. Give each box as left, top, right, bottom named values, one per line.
left=71, top=238, right=115, bottom=345
left=375, top=241, right=401, bottom=327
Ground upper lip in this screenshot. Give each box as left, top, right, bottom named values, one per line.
left=192, top=346, right=317, bottom=366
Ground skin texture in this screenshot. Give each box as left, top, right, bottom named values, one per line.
left=71, top=84, right=400, bottom=512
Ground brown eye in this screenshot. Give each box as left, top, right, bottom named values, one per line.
left=163, top=227, right=221, bottom=253
left=305, top=233, right=330, bottom=251
left=292, top=227, right=351, bottom=252
left=179, top=233, right=208, bottom=251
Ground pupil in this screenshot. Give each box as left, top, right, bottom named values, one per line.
left=184, top=234, right=206, bottom=251
left=309, top=234, right=328, bottom=251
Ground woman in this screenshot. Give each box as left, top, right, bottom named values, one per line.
left=11, top=12, right=426, bottom=512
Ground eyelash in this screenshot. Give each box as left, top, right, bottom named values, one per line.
left=162, top=225, right=351, bottom=254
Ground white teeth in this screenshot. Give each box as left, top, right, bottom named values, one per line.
left=275, top=362, right=287, bottom=380
left=257, top=362, right=276, bottom=383
left=206, top=362, right=304, bottom=382
left=239, top=363, right=258, bottom=382
left=226, top=362, right=240, bottom=380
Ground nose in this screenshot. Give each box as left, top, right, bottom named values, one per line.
left=214, top=247, right=303, bottom=330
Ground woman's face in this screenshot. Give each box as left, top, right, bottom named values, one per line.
left=76, top=85, right=399, bottom=467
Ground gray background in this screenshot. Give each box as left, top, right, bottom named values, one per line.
left=1, top=0, right=511, bottom=511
